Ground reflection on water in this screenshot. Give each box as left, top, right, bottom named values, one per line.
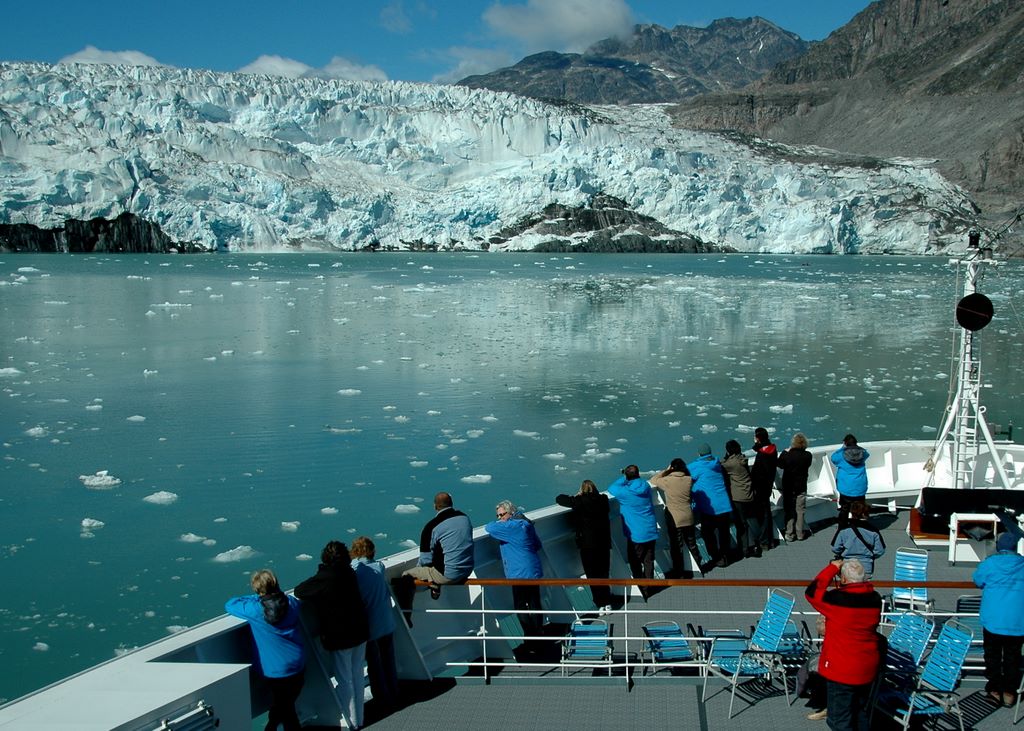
left=1, top=252, right=1023, bottom=700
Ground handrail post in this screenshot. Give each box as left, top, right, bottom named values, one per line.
left=624, top=581, right=630, bottom=689
left=481, top=585, right=489, bottom=684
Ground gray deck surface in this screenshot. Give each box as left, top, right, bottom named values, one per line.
left=352, top=509, right=1017, bottom=730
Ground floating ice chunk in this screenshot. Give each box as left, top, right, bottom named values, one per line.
left=280, top=521, right=300, bottom=532
left=166, top=625, right=189, bottom=634
left=203, top=539, right=217, bottom=546
left=551, top=423, right=566, bottom=429
left=43, top=300, right=68, bottom=305
left=460, top=474, right=492, bottom=484
left=769, top=404, right=793, bottom=414
left=180, top=533, right=206, bottom=543
left=543, top=453, right=566, bottom=460
left=126, top=415, right=146, bottom=423
left=426, top=410, right=441, bottom=416
left=79, top=470, right=121, bottom=489
left=466, top=430, right=484, bottom=438
left=668, top=421, right=681, bottom=427
left=18, top=267, right=41, bottom=273
left=394, top=504, right=421, bottom=514
left=700, top=424, right=718, bottom=433
left=621, top=417, right=637, bottom=423
left=213, top=546, right=257, bottom=563
left=143, top=369, right=158, bottom=376
left=921, top=425, right=937, bottom=433
left=400, top=539, right=417, bottom=549
left=513, top=430, right=539, bottom=438
left=25, top=426, right=48, bottom=437
left=482, top=415, right=499, bottom=422
left=0, top=368, right=24, bottom=377
left=394, top=415, right=410, bottom=423
left=32, top=642, right=49, bottom=652
left=337, top=389, right=362, bottom=396
left=81, top=518, right=105, bottom=530
left=325, top=426, right=361, bottom=434
left=320, top=507, right=338, bottom=515
left=296, top=554, right=314, bottom=561
left=145, top=310, right=156, bottom=317
left=85, top=404, right=103, bottom=411
left=410, top=460, right=428, bottom=467
left=144, top=491, right=178, bottom=505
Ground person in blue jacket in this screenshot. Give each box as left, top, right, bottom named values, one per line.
left=831, top=434, right=870, bottom=526
left=688, top=444, right=734, bottom=569
left=225, top=569, right=306, bottom=731
left=486, top=501, right=545, bottom=651
left=608, top=464, right=659, bottom=599
left=973, top=531, right=1024, bottom=708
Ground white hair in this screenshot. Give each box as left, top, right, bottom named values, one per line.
left=495, top=499, right=516, bottom=515
left=841, top=559, right=866, bottom=584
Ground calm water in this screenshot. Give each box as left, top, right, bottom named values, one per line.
left=2, top=252, right=1024, bottom=700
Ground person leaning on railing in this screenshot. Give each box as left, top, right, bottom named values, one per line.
left=555, top=480, right=613, bottom=610
left=486, top=500, right=546, bottom=653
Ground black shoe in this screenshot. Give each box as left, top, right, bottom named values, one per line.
left=429, top=584, right=441, bottom=600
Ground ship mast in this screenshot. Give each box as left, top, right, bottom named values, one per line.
left=928, top=232, right=1011, bottom=490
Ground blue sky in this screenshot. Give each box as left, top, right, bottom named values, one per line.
left=2, top=1, right=873, bottom=83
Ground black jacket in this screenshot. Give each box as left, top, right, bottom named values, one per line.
left=294, top=563, right=369, bottom=651
left=778, top=447, right=812, bottom=495
left=556, top=491, right=611, bottom=551
left=750, top=443, right=779, bottom=500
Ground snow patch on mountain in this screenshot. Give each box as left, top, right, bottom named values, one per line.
left=0, top=62, right=977, bottom=253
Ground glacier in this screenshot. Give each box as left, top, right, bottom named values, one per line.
left=0, top=62, right=979, bottom=254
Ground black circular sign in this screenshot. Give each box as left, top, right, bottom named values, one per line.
left=956, top=293, right=994, bottom=331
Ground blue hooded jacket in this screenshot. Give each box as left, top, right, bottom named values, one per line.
left=831, top=445, right=870, bottom=498
left=352, top=557, right=396, bottom=641
left=608, top=475, right=659, bottom=543
left=485, top=513, right=544, bottom=579
left=687, top=455, right=732, bottom=515
left=973, top=550, right=1024, bottom=635
left=225, top=593, right=305, bottom=678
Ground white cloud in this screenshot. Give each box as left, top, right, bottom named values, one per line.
left=380, top=1, right=413, bottom=33
left=238, top=54, right=388, bottom=82
left=432, top=46, right=515, bottom=83
left=58, top=46, right=165, bottom=67
left=484, top=0, right=634, bottom=53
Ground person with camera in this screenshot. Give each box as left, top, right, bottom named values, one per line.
left=608, top=464, right=658, bottom=599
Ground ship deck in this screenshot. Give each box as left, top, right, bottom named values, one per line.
left=349, top=509, right=1016, bottom=731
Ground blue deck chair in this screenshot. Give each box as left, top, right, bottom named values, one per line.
left=885, top=547, right=934, bottom=612
left=874, top=619, right=973, bottom=731
left=641, top=621, right=701, bottom=676
left=883, top=611, right=935, bottom=679
left=561, top=618, right=612, bottom=676
left=953, top=595, right=986, bottom=672
left=701, top=588, right=797, bottom=718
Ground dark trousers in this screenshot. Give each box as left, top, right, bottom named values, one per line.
left=826, top=679, right=872, bottom=731
left=626, top=539, right=655, bottom=596
left=756, top=497, right=776, bottom=545
left=265, top=671, right=304, bottom=731
left=699, top=512, right=733, bottom=562
left=580, top=548, right=612, bottom=607
left=666, top=523, right=701, bottom=575
left=983, top=628, right=1024, bottom=694
left=735, top=501, right=763, bottom=552
left=837, top=493, right=859, bottom=527
left=512, top=584, right=543, bottom=644
left=366, top=632, right=399, bottom=708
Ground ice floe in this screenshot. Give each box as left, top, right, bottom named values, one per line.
left=32, top=642, right=49, bottom=652
left=394, top=504, right=421, bottom=514
left=143, top=491, right=179, bottom=505
left=24, top=426, right=48, bottom=437
left=180, top=533, right=206, bottom=543
left=460, top=474, right=492, bottom=484
left=399, top=539, right=417, bottom=549
left=126, top=415, right=147, bottom=423
left=320, top=507, right=338, bottom=515
left=79, top=470, right=121, bottom=489
left=213, top=546, right=257, bottom=563
left=280, top=521, right=300, bottom=532
left=0, top=368, right=24, bottom=377
left=337, top=389, right=362, bottom=396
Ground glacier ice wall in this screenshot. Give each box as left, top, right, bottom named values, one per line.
left=0, top=62, right=977, bottom=253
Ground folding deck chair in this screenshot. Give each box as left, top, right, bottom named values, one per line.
left=885, top=547, right=934, bottom=612
left=874, top=619, right=974, bottom=731
left=560, top=618, right=613, bottom=676
left=953, top=595, right=986, bottom=672
left=641, top=620, right=702, bottom=676
left=701, top=588, right=801, bottom=718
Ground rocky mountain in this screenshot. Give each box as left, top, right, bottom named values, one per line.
left=458, top=18, right=808, bottom=105
left=672, top=0, right=1024, bottom=244
left=0, top=62, right=980, bottom=254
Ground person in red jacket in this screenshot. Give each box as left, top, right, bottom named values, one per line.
left=805, top=559, right=882, bottom=730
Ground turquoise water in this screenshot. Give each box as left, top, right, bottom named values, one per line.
left=2, top=252, right=1024, bottom=701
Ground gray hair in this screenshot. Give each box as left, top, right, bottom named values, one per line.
left=841, top=558, right=866, bottom=584
left=495, top=499, right=516, bottom=516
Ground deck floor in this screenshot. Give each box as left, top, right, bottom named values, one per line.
left=336, top=509, right=1017, bottom=730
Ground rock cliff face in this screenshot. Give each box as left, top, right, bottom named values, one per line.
left=458, top=18, right=808, bottom=105
left=674, top=0, right=1024, bottom=239
left=0, top=212, right=202, bottom=253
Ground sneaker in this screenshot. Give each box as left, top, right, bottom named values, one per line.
left=598, top=605, right=613, bottom=616
left=806, top=709, right=828, bottom=721
left=429, top=584, right=441, bottom=600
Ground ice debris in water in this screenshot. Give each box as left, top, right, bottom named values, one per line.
left=769, top=404, right=794, bottom=414
left=280, top=521, right=300, bottom=532
left=33, top=642, right=49, bottom=652
left=460, top=474, right=492, bottom=484
left=410, top=460, right=428, bottom=467
left=543, top=453, right=566, bottom=460
left=0, top=368, right=24, bottom=377
left=296, top=554, right=314, bottom=561
left=394, top=504, right=421, bottom=514
left=320, top=507, right=338, bottom=515
left=126, top=415, right=146, bottom=423
left=213, top=546, right=257, bottom=563
left=180, top=533, right=206, bottom=543
left=79, top=470, right=121, bottom=489
left=337, top=389, right=362, bottom=396
left=143, top=491, right=179, bottom=505
left=399, top=539, right=418, bottom=549
left=25, top=426, right=48, bottom=437
left=81, top=518, right=105, bottom=530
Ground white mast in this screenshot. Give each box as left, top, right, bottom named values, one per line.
left=928, top=236, right=1011, bottom=489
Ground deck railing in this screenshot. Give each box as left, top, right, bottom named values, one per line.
left=415, top=577, right=978, bottom=687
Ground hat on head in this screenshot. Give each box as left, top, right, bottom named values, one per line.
left=697, top=443, right=712, bottom=457
left=997, top=532, right=1019, bottom=553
